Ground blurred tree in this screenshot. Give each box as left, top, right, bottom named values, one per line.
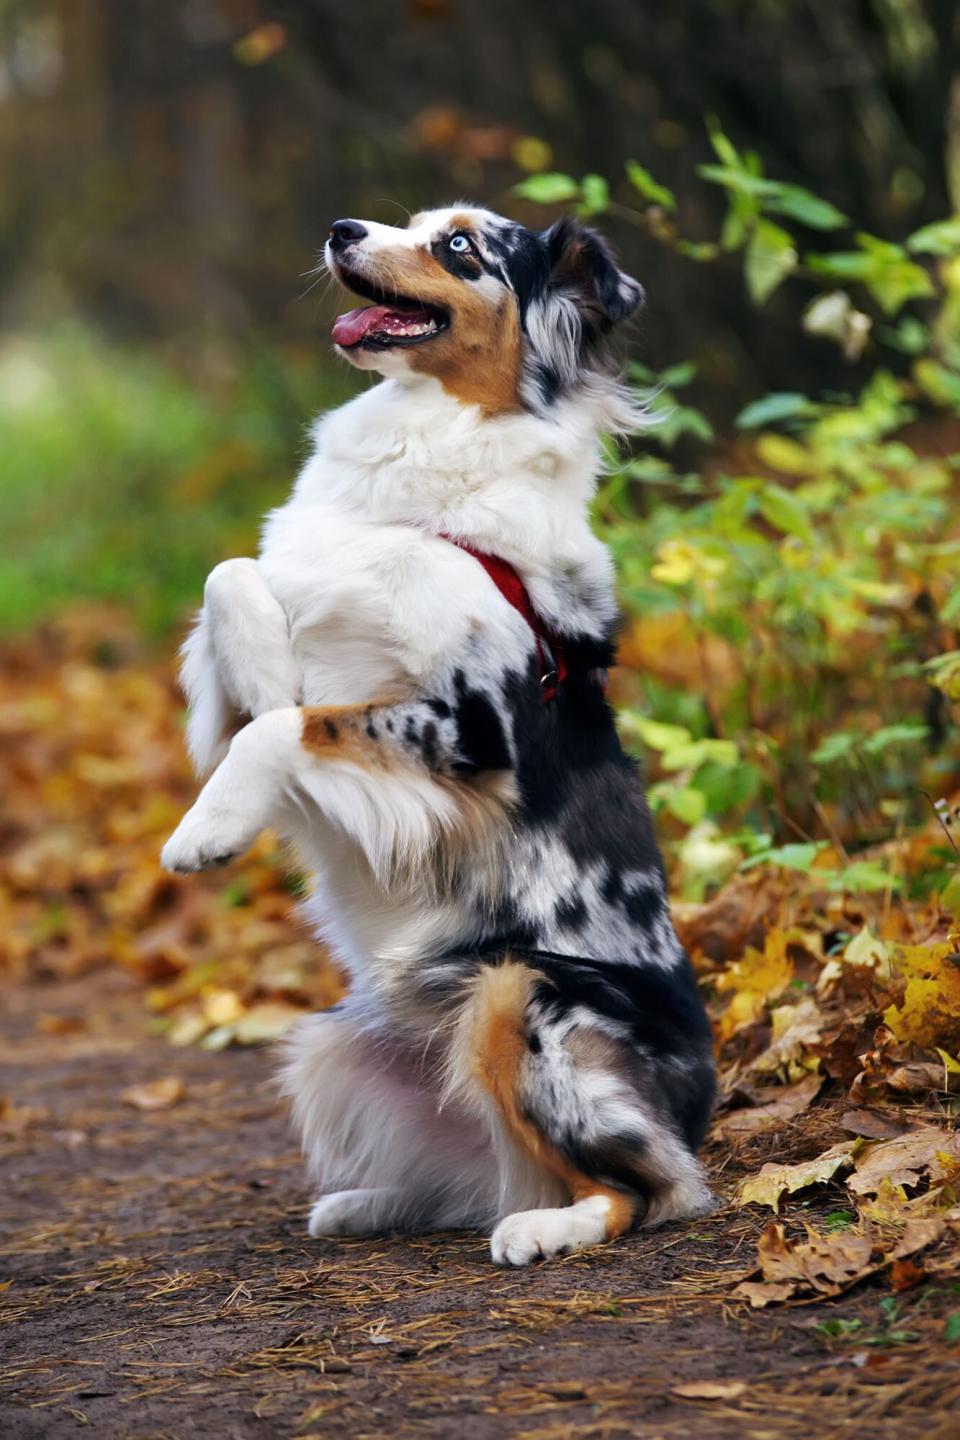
left=0, top=0, right=957, bottom=406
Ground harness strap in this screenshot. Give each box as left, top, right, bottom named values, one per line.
left=439, top=534, right=569, bottom=703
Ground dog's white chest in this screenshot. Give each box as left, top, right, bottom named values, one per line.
left=257, top=502, right=516, bottom=707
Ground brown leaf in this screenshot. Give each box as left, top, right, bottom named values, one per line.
left=886, top=1062, right=958, bottom=1095
left=841, top=1106, right=912, bottom=1140
left=672, top=1380, right=747, bottom=1400
left=847, top=1127, right=960, bottom=1197
left=36, top=1013, right=86, bottom=1036
left=756, top=1222, right=874, bottom=1295
left=889, top=1258, right=925, bottom=1292
left=121, top=1076, right=185, bottom=1111
left=713, top=1074, right=823, bottom=1141
left=732, top=1279, right=796, bottom=1309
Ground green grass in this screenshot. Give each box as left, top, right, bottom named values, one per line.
left=0, top=327, right=358, bottom=635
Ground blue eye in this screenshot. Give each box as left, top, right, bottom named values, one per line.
left=449, top=233, right=473, bottom=254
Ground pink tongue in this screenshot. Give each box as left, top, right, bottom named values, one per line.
left=332, top=304, right=434, bottom=347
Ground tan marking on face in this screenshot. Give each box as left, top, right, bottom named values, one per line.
left=445, top=211, right=480, bottom=233
left=467, top=962, right=639, bottom=1238
left=358, top=246, right=522, bottom=415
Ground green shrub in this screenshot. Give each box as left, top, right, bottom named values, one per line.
left=519, top=124, right=959, bottom=897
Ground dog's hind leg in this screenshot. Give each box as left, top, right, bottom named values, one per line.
left=280, top=1005, right=502, bottom=1237
left=449, top=961, right=712, bottom=1266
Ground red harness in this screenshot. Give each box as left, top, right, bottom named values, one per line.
left=440, top=535, right=569, bottom=703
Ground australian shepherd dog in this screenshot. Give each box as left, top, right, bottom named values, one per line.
left=161, top=206, right=715, bottom=1265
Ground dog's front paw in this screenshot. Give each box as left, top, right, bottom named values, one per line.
left=161, top=804, right=253, bottom=874
left=490, top=1198, right=612, bottom=1266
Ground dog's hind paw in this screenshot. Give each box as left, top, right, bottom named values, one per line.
left=308, top=1189, right=400, bottom=1238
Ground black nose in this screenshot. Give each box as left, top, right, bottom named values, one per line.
left=329, top=219, right=368, bottom=251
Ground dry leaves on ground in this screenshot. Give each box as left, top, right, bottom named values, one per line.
left=2, top=605, right=960, bottom=1313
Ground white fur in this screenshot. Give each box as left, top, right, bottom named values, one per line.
left=166, top=220, right=710, bottom=1263
left=491, top=1195, right=613, bottom=1265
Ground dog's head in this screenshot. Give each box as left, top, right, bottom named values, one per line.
left=324, top=206, right=643, bottom=416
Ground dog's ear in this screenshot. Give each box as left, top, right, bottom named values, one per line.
left=541, top=218, right=643, bottom=328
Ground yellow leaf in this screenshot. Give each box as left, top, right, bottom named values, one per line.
left=716, top=928, right=794, bottom=1042
left=755, top=434, right=814, bottom=475
left=203, top=988, right=245, bottom=1027
left=884, top=942, right=960, bottom=1047
left=233, top=1001, right=303, bottom=1044
left=738, top=1141, right=856, bottom=1211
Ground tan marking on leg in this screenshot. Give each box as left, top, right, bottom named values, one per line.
left=468, top=963, right=639, bottom=1240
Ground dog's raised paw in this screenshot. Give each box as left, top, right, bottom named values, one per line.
left=160, top=809, right=249, bottom=873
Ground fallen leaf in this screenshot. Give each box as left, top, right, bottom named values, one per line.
left=232, top=1001, right=303, bottom=1043
left=889, top=1258, right=925, bottom=1291
left=733, top=1211, right=951, bottom=1308
left=36, top=1013, right=86, bottom=1036
left=713, top=1073, right=822, bottom=1140
left=121, top=1076, right=185, bottom=1111
left=737, top=1140, right=856, bottom=1211
left=752, top=997, right=827, bottom=1077
left=840, top=1107, right=911, bottom=1140
left=886, top=1061, right=957, bottom=1095
left=672, top=1380, right=747, bottom=1400
left=883, top=943, right=960, bottom=1048
left=847, top=1126, right=960, bottom=1197
left=755, top=1222, right=874, bottom=1294
left=732, top=1279, right=796, bottom=1309
left=715, top=927, right=794, bottom=1041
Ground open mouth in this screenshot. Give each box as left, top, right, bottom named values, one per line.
left=331, top=266, right=449, bottom=350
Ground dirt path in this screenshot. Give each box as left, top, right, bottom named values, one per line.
left=3, top=970, right=959, bottom=1439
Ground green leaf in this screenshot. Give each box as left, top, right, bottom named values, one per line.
left=914, top=358, right=960, bottom=410
left=578, top=173, right=609, bottom=216
left=942, top=585, right=960, bottom=624
left=877, top=315, right=929, bottom=355
left=697, top=164, right=778, bottom=200
left=806, top=238, right=934, bottom=314
left=829, top=861, right=895, bottom=894
left=811, top=731, right=858, bottom=765
left=658, top=361, right=697, bottom=389
left=757, top=482, right=816, bottom=545
left=907, top=217, right=960, bottom=257
left=658, top=783, right=708, bottom=826
left=675, top=239, right=720, bottom=263
left=625, top=160, right=676, bottom=212
left=660, top=737, right=740, bottom=772
left=745, top=220, right=797, bottom=303
left=824, top=1210, right=856, bottom=1232
left=943, top=1312, right=960, bottom=1344
left=620, top=713, right=692, bottom=752
left=867, top=260, right=935, bottom=315
left=705, top=115, right=740, bottom=168
left=735, top=392, right=818, bottom=429
left=741, top=842, right=829, bottom=874
left=861, top=723, right=928, bottom=755
left=765, top=184, right=847, bottom=231
left=512, top=173, right=579, bottom=204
